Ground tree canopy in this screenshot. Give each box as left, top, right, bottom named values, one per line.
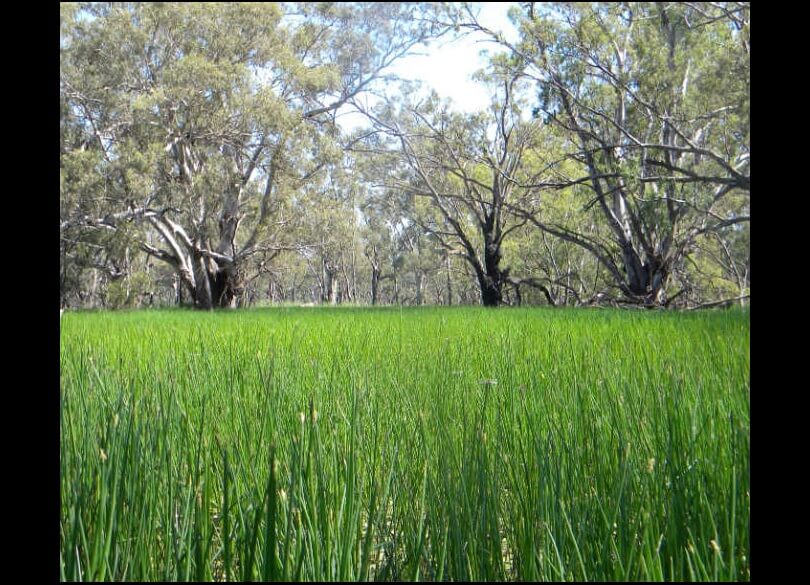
left=61, top=2, right=749, bottom=309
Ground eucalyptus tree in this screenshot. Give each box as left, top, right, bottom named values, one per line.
left=60, top=2, right=453, bottom=309
left=358, top=196, right=400, bottom=306
left=463, top=2, right=750, bottom=306
left=359, top=80, right=559, bottom=307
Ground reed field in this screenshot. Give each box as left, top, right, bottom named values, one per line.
left=59, top=307, right=750, bottom=581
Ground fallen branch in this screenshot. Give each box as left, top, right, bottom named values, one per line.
left=687, top=294, right=749, bottom=310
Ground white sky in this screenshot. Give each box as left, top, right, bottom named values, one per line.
left=337, top=2, right=520, bottom=130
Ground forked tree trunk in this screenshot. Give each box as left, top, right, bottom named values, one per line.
left=621, top=249, right=670, bottom=306
left=210, top=266, right=241, bottom=308
left=184, top=259, right=243, bottom=310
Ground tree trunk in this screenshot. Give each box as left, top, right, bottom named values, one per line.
left=329, top=274, right=338, bottom=304
left=415, top=271, right=425, bottom=306
left=633, top=258, right=668, bottom=306
left=185, top=258, right=242, bottom=310
left=614, top=239, right=672, bottom=307
left=175, top=274, right=183, bottom=306
left=321, top=259, right=332, bottom=304
left=342, top=266, right=353, bottom=303
left=91, top=269, right=99, bottom=308
left=445, top=253, right=453, bottom=306
left=479, top=276, right=503, bottom=307
left=371, top=267, right=381, bottom=306
left=477, top=234, right=507, bottom=307
left=321, top=263, right=339, bottom=305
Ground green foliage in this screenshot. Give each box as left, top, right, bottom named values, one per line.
left=504, top=2, right=750, bottom=302
left=60, top=2, right=748, bottom=308
left=61, top=2, right=455, bottom=308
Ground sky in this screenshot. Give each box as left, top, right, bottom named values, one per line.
left=337, top=2, right=520, bottom=131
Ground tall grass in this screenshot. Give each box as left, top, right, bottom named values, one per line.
left=60, top=307, right=749, bottom=581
